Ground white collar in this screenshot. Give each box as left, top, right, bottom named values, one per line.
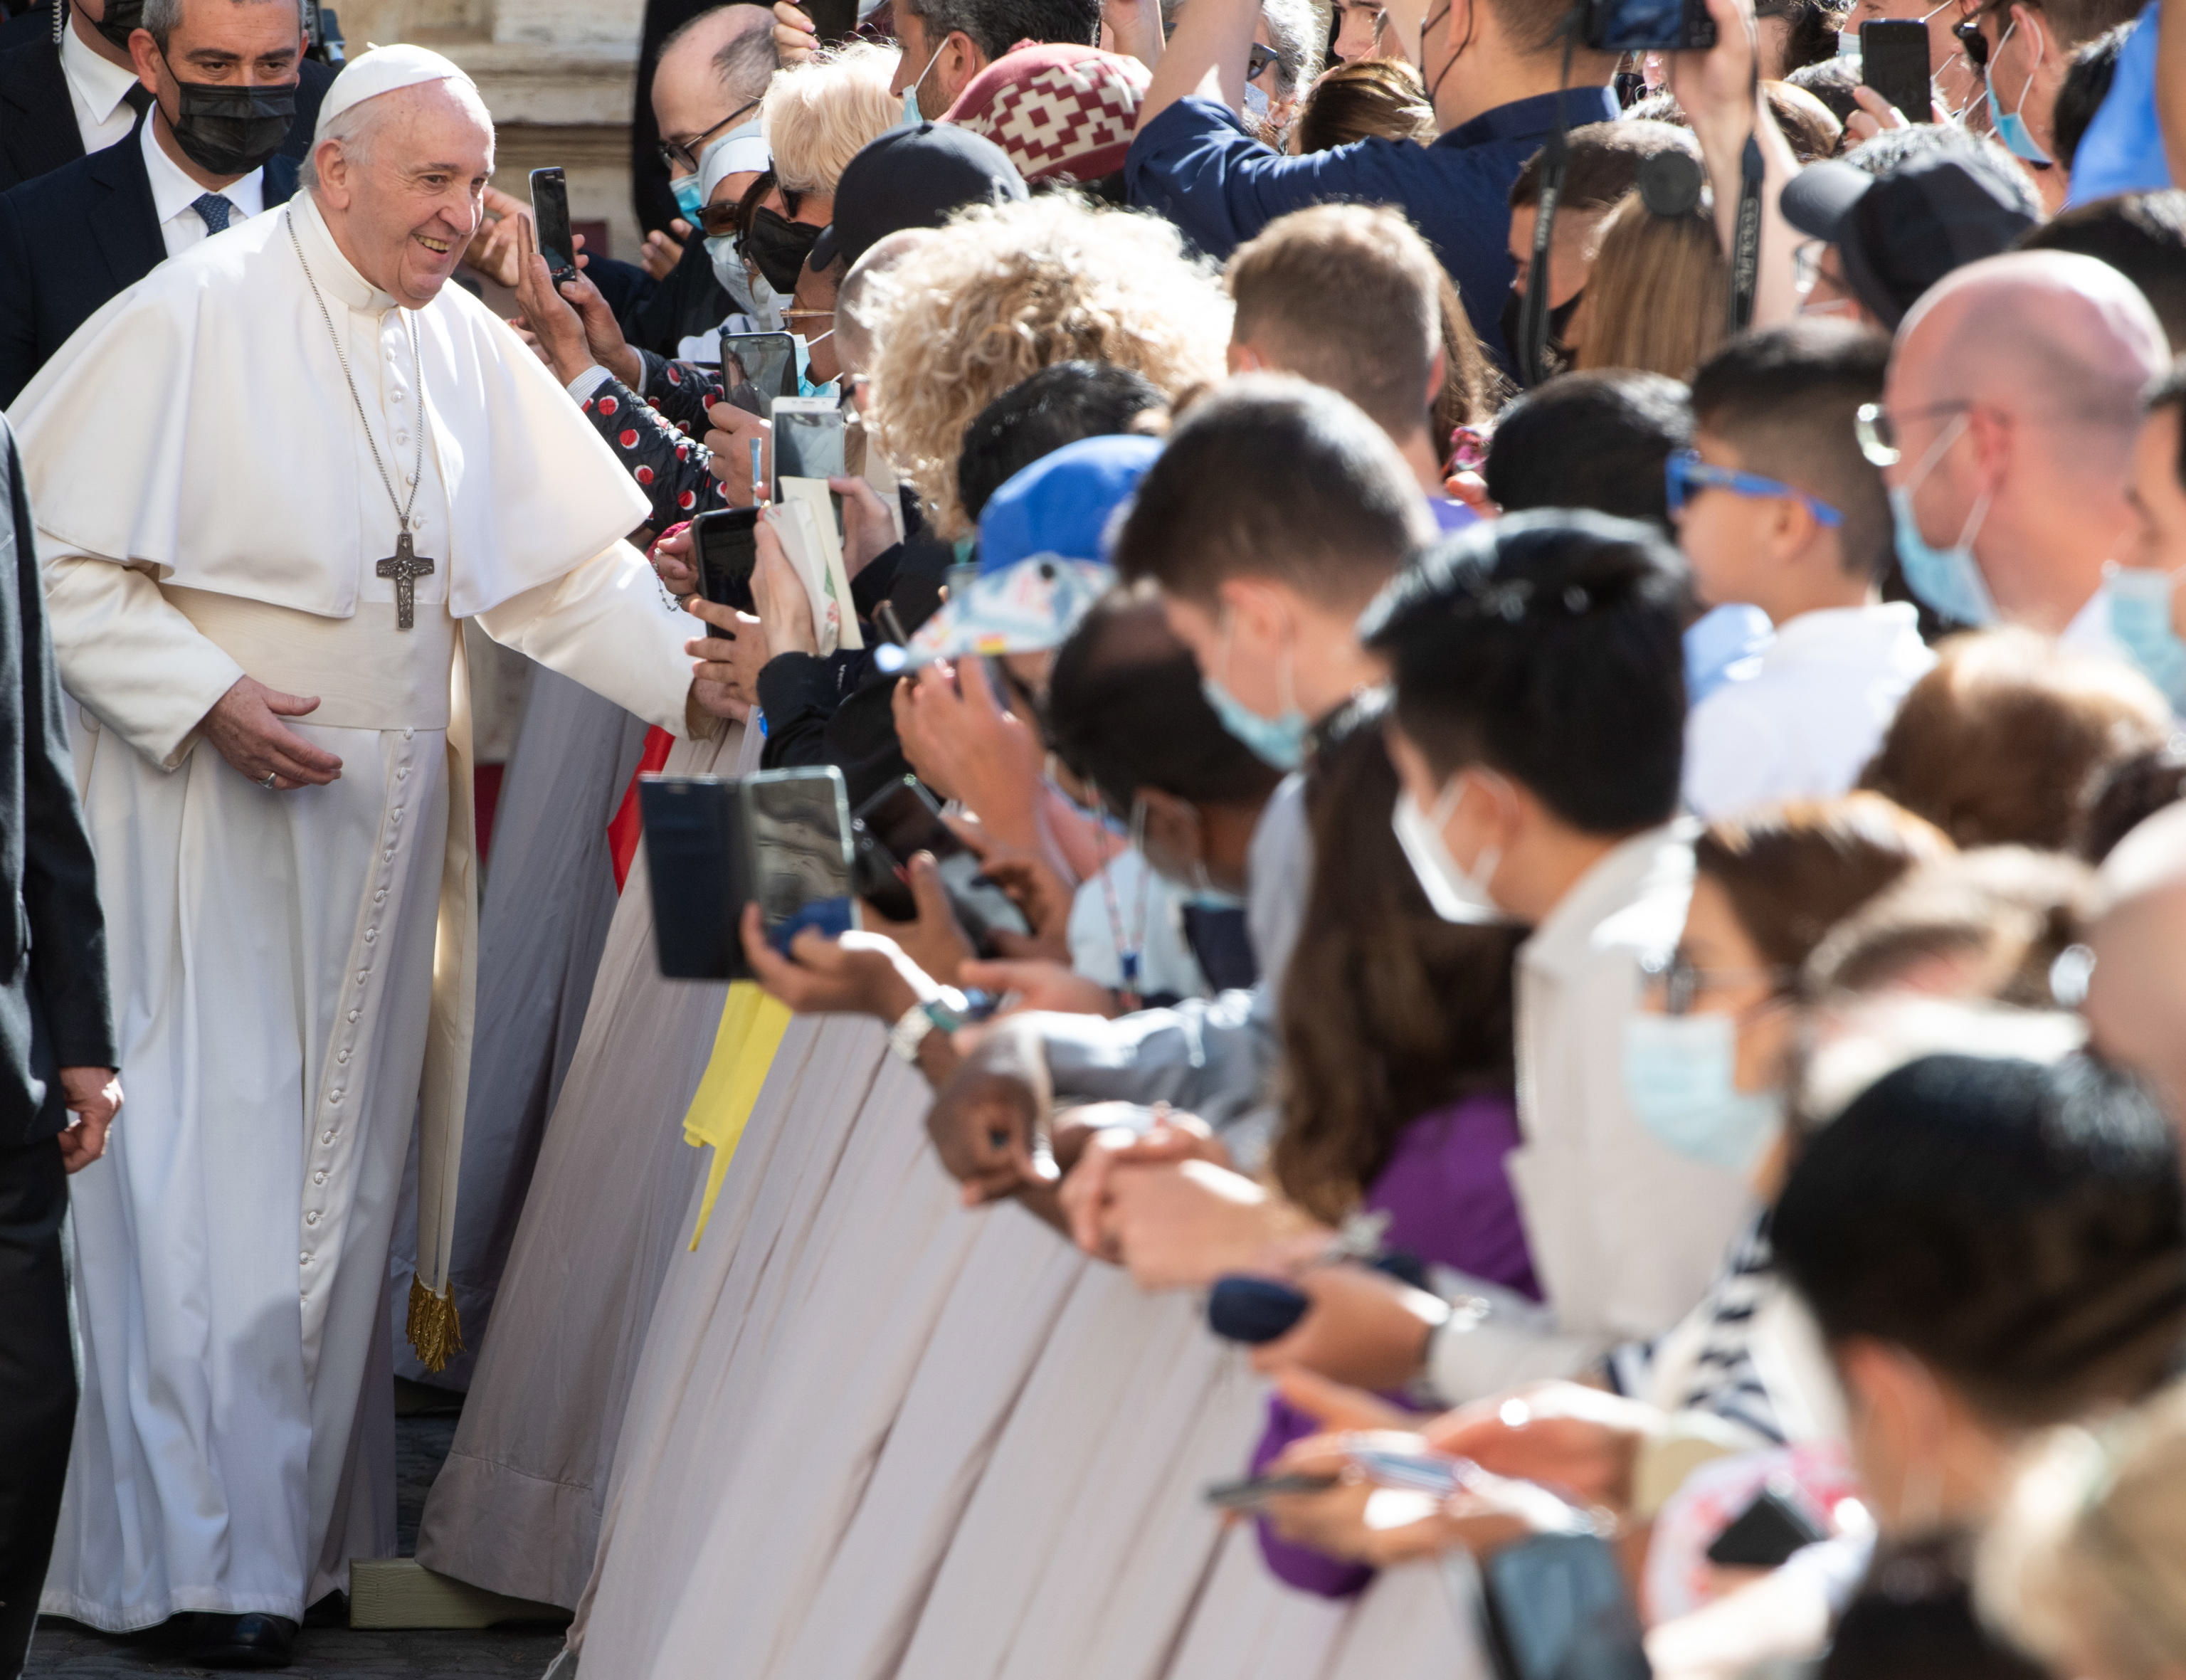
left=1758, top=601, right=1921, bottom=664
left=287, top=190, right=398, bottom=315
left=59, top=20, right=141, bottom=127
left=2061, top=586, right=2124, bottom=660
left=1524, top=820, right=1696, bottom=983
left=139, top=115, right=265, bottom=226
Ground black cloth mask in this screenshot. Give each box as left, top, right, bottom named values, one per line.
left=1499, top=284, right=1583, bottom=384
left=740, top=207, right=821, bottom=297
left=90, top=0, right=145, bottom=53
left=162, top=65, right=297, bottom=178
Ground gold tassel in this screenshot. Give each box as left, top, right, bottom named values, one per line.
left=406, top=1274, right=465, bottom=1373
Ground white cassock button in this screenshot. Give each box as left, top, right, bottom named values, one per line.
left=396, top=768, right=408, bottom=781
left=391, top=808, right=403, bottom=824
left=373, top=890, right=386, bottom=904
left=346, top=1009, right=359, bottom=1023
left=306, top=1210, right=320, bottom=1226
left=391, top=388, right=406, bottom=403
left=322, top=1129, right=336, bottom=1144
left=363, top=929, right=376, bottom=945
left=329, top=1092, right=343, bottom=1105
left=403, top=728, right=415, bottom=741
left=338, top=1049, right=350, bottom=1064
left=301, top=1252, right=311, bottom=1265
left=394, top=430, right=410, bottom=448
left=314, top=1171, right=327, bottom=1185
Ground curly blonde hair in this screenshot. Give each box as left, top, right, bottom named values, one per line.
left=864, top=196, right=1231, bottom=536
left=764, top=41, right=902, bottom=196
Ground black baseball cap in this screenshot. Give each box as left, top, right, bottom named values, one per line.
left=1782, top=152, right=2039, bottom=328
left=807, top=122, right=1029, bottom=273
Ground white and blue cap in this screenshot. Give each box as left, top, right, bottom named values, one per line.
left=877, top=433, right=1161, bottom=672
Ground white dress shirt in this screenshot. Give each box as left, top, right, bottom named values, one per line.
left=60, top=20, right=141, bottom=156
left=1682, top=602, right=1937, bottom=820
left=140, top=116, right=267, bottom=259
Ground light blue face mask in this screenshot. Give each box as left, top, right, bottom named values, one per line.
left=1986, top=16, right=2056, bottom=164
left=2107, top=564, right=2186, bottom=712
left=1889, top=411, right=1998, bottom=625
left=1242, top=80, right=1270, bottom=118
left=1837, top=27, right=1861, bottom=56
left=671, top=172, right=706, bottom=223
left=899, top=42, right=943, bottom=127
left=1203, top=674, right=1307, bottom=770
left=790, top=332, right=839, bottom=400
left=1622, top=1012, right=1782, bottom=1174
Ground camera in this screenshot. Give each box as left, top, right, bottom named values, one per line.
left=1581, top=0, right=1716, bottom=51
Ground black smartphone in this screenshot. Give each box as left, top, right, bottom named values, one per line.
left=639, top=776, right=746, bottom=980
left=692, top=507, right=761, bottom=608
left=1478, top=1533, right=1652, bottom=1680
left=1704, top=1484, right=1828, bottom=1570
left=806, top=0, right=859, bottom=43
left=850, top=778, right=1033, bottom=953
left=1861, top=18, right=1933, bottom=120
left=1583, top=0, right=1715, bottom=53
left=1207, top=1274, right=1311, bottom=1344
left=1203, top=1472, right=1341, bottom=1511
left=718, top=330, right=799, bottom=421
left=742, top=767, right=857, bottom=955
left=529, top=166, right=579, bottom=287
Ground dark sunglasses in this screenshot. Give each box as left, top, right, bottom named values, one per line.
left=1246, top=41, right=1279, bottom=80
left=1953, top=14, right=1990, bottom=68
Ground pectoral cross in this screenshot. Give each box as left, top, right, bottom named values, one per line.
left=376, top=531, right=435, bottom=631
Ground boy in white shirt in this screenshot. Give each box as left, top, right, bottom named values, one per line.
left=1676, top=320, right=1936, bottom=820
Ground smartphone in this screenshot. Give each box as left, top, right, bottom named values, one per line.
left=743, top=767, right=859, bottom=955
left=718, top=330, right=798, bottom=421
left=1704, top=1484, right=1828, bottom=1569
left=529, top=167, right=579, bottom=287
left=1478, top=1534, right=1652, bottom=1680
left=1206, top=1274, right=1311, bottom=1344
left=851, top=777, right=1033, bottom=953
left=772, top=396, right=848, bottom=511
left=1583, top=0, right=1714, bottom=52
left=691, top=507, right=760, bottom=609
left=1860, top=19, right=1933, bottom=120
left=1203, top=1472, right=1341, bottom=1511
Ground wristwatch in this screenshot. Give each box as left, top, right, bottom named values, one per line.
left=887, top=986, right=973, bottom=1064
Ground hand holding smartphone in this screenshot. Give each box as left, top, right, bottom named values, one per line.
left=1860, top=18, right=1934, bottom=120
left=528, top=167, right=579, bottom=287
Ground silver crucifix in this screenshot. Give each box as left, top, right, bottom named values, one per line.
left=376, top=530, right=435, bottom=631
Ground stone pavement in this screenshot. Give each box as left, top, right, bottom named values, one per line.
left=27, top=1409, right=569, bottom=1679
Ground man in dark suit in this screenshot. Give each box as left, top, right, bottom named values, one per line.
left=0, top=0, right=302, bottom=405
left=0, top=420, right=119, bottom=1679
left=0, top=0, right=327, bottom=192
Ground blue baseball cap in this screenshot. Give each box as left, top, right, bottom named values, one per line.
left=877, top=433, right=1161, bottom=672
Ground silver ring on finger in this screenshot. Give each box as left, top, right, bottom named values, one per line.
left=260, top=771, right=280, bottom=791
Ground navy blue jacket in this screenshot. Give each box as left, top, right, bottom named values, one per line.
left=0, top=127, right=300, bottom=406
left=1125, top=87, right=1622, bottom=370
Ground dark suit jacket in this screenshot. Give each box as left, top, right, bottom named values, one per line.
left=0, top=418, right=115, bottom=1146
left=0, top=31, right=331, bottom=191
left=0, top=132, right=297, bottom=406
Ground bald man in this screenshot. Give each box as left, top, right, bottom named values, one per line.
left=2088, top=801, right=2186, bottom=1129
left=1874, top=250, right=2169, bottom=642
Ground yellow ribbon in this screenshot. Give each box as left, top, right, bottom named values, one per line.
left=682, top=980, right=794, bottom=1247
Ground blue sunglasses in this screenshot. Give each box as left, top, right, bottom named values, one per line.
left=1665, top=449, right=1842, bottom=527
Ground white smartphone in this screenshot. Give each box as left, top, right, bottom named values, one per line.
left=771, top=396, right=848, bottom=496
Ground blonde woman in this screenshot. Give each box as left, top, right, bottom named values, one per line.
left=1573, top=184, right=1731, bottom=380
left=863, top=194, right=1231, bottom=538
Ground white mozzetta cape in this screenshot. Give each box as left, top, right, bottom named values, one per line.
left=6, top=191, right=650, bottom=618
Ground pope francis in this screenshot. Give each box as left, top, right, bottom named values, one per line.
left=6, top=43, right=709, bottom=1661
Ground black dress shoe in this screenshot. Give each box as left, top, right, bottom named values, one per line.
left=187, top=1612, right=298, bottom=1669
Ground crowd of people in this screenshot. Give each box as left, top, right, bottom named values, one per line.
left=0, top=0, right=2184, bottom=1671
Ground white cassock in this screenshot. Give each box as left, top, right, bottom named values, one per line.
left=7, top=188, right=700, bottom=1630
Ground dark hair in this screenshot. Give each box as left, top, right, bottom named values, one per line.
left=2152, top=359, right=2186, bottom=486
left=2022, top=191, right=2186, bottom=352
left=2052, top=21, right=2130, bottom=170
left=1859, top=630, right=2174, bottom=852
left=1767, top=79, right=1844, bottom=164
left=2023, top=0, right=2147, bottom=53
left=1821, top=1538, right=2052, bottom=1680
left=1293, top=56, right=1439, bottom=151
left=1786, top=57, right=1863, bottom=128
left=1273, top=700, right=1523, bottom=1224
left=1698, top=794, right=1951, bottom=971
left=1772, top=0, right=1846, bottom=74
left=1045, top=593, right=1283, bottom=814
left=1774, top=1052, right=2186, bottom=1427
left=1689, top=319, right=1895, bottom=580
left=2084, top=739, right=2186, bottom=862
left=1842, top=123, right=2046, bottom=218
left=1111, top=375, right=1432, bottom=608
left=1621, top=90, right=1689, bottom=127
left=955, top=361, right=1167, bottom=523
left=1362, top=509, right=1689, bottom=832
left=1484, top=370, right=1693, bottom=533
left=1802, top=846, right=2097, bottom=1009
left=904, top=0, right=1100, bottom=59
left=1509, top=120, right=1699, bottom=212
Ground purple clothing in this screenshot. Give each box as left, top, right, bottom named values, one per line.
left=1250, top=1090, right=1537, bottom=1597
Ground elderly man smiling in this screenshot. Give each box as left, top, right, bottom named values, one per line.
left=8, top=43, right=714, bottom=1667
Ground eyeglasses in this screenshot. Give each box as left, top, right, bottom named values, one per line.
left=1247, top=41, right=1279, bottom=80
left=1640, top=949, right=1792, bottom=1017
left=1953, top=14, right=1990, bottom=68
left=1664, top=449, right=1844, bottom=527
left=1854, top=399, right=1973, bottom=466
left=658, top=97, right=761, bottom=178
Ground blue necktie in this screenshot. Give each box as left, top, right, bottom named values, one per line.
left=192, top=193, right=233, bottom=235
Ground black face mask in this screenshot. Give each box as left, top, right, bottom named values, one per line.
left=740, top=206, right=821, bottom=297
left=88, top=0, right=144, bottom=53
left=1499, top=284, right=1583, bottom=384
left=161, top=62, right=297, bottom=179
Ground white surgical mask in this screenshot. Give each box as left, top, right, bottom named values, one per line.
left=1621, top=1013, right=1782, bottom=1173
left=1837, top=26, right=1862, bottom=56
left=1391, top=778, right=1511, bottom=925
